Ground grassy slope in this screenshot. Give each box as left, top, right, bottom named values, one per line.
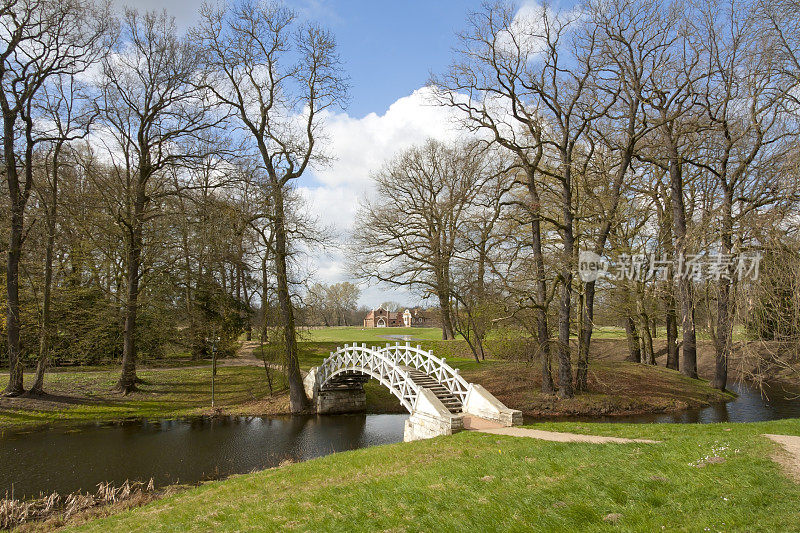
left=0, top=367, right=283, bottom=432
left=462, top=360, right=735, bottom=417
left=66, top=419, right=800, bottom=532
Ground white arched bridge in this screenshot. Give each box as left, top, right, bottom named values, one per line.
left=304, top=343, right=522, bottom=441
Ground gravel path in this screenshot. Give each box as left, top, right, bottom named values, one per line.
left=764, top=434, right=800, bottom=482
left=463, top=416, right=661, bottom=443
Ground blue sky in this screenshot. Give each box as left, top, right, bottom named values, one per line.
left=298, top=1, right=484, bottom=118
left=118, top=1, right=524, bottom=307
left=121, top=1, right=484, bottom=118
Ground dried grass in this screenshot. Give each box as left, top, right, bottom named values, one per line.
left=0, top=478, right=156, bottom=530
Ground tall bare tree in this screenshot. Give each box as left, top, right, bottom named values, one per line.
left=690, top=0, right=791, bottom=389
left=29, top=74, right=95, bottom=394
left=573, top=0, right=678, bottom=390
left=196, top=0, right=347, bottom=411
left=352, top=139, right=487, bottom=340
left=98, top=9, right=217, bottom=393
left=432, top=2, right=555, bottom=391
left=0, top=0, right=110, bottom=395
left=435, top=2, right=611, bottom=398
left=637, top=4, right=705, bottom=379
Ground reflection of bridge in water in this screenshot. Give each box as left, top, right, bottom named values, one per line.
left=304, top=343, right=522, bottom=441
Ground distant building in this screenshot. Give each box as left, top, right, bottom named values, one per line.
left=363, top=307, right=434, bottom=328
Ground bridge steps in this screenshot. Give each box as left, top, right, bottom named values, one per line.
left=405, top=368, right=463, bottom=414
left=306, top=343, right=522, bottom=441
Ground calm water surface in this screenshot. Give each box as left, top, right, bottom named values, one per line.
left=1, top=381, right=799, bottom=500
left=523, top=381, right=800, bottom=424
left=0, top=414, right=407, bottom=500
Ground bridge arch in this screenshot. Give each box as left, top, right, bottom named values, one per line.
left=318, top=344, right=422, bottom=412
left=304, top=342, right=522, bottom=441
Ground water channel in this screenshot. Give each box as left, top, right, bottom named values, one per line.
left=1, top=381, right=798, bottom=500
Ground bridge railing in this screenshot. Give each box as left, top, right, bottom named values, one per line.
left=318, top=342, right=470, bottom=405
left=377, top=343, right=471, bottom=403
left=318, top=344, right=421, bottom=411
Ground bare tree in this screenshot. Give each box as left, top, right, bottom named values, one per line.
left=451, top=148, right=514, bottom=361
left=690, top=0, right=792, bottom=389
left=573, top=0, right=678, bottom=389
left=326, top=282, right=360, bottom=326
left=97, top=9, right=217, bottom=393
left=435, top=2, right=612, bottom=398
left=196, top=0, right=347, bottom=411
left=0, top=0, right=110, bottom=395
left=432, top=2, right=556, bottom=392
left=352, top=140, right=487, bottom=340
left=637, top=4, right=706, bottom=379
left=29, top=74, right=95, bottom=394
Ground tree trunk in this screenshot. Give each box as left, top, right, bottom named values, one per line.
left=660, top=192, right=680, bottom=371
left=437, top=290, right=455, bottom=340
left=665, top=294, right=679, bottom=370
left=556, top=169, right=575, bottom=399
left=31, top=142, right=65, bottom=393
left=711, top=190, right=734, bottom=390
left=637, top=292, right=655, bottom=365
left=3, top=106, right=25, bottom=396
left=624, top=315, right=641, bottom=363
left=4, top=205, right=25, bottom=396
left=260, top=250, right=269, bottom=340
left=575, top=281, right=595, bottom=391
left=575, top=101, right=635, bottom=392
left=668, top=137, right=698, bottom=379
left=30, top=228, right=54, bottom=394
left=30, top=193, right=58, bottom=393
left=115, top=210, right=143, bottom=394
left=527, top=169, right=553, bottom=393
left=272, top=183, right=308, bottom=413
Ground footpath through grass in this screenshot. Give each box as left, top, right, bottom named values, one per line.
left=65, top=418, right=800, bottom=532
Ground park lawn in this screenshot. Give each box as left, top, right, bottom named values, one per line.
left=0, top=366, right=283, bottom=433
left=299, top=326, right=449, bottom=343
left=64, top=418, right=800, bottom=532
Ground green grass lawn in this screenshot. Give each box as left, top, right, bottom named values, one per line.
left=63, top=418, right=800, bottom=532
left=0, top=366, right=283, bottom=432
left=299, top=326, right=449, bottom=343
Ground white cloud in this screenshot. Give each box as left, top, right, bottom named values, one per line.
left=310, top=86, right=463, bottom=190
left=297, top=86, right=467, bottom=307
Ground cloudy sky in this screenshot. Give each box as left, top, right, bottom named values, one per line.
left=117, top=0, right=530, bottom=307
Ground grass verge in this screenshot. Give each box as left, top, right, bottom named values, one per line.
left=61, top=418, right=800, bottom=532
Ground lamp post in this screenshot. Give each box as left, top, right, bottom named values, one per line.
left=208, top=335, right=220, bottom=409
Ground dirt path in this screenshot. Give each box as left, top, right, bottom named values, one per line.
left=463, top=416, right=660, bottom=443
left=224, top=340, right=264, bottom=367
left=764, top=434, right=800, bottom=482
left=225, top=341, right=306, bottom=378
